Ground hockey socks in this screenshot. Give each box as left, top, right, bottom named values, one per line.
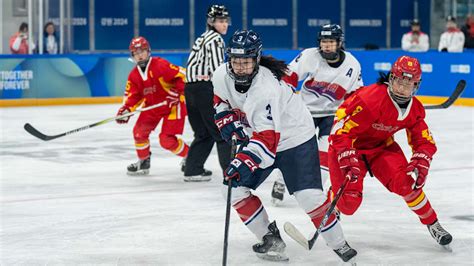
left=233, top=195, right=270, bottom=240
left=307, top=198, right=347, bottom=249
left=404, top=189, right=437, bottom=225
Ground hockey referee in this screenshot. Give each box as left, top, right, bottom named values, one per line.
left=183, top=5, right=231, bottom=181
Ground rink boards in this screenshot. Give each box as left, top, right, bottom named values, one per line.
left=0, top=50, right=473, bottom=107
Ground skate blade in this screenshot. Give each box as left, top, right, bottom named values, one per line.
left=183, top=176, right=212, bottom=182
left=341, top=257, right=357, bottom=266
left=256, top=251, right=289, bottom=261
left=441, top=244, right=453, bottom=252
left=127, top=170, right=149, bottom=176
left=271, top=197, right=283, bottom=207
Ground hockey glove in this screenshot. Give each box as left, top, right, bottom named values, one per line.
left=224, top=151, right=261, bottom=187
left=406, top=151, right=432, bottom=190
left=337, top=148, right=360, bottom=183
left=116, top=106, right=131, bottom=124
left=166, top=90, right=180, bottom=108
left=215, top=110, right=248, bottom=144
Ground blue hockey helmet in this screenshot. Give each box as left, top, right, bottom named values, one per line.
left=317, top=24, right=344, bottom=60
left=226, top=30, right=263, bottom=86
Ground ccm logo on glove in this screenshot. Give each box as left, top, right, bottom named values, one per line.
left=230, top=156, right=258, bottom=172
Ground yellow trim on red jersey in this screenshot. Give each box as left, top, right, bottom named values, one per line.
left=421, top=129, right=435, bottom=145
left=159, top=77, right=174, bottom=95
left=168, top=105, right=178, bottom=120
left=335, top=108, right=347, bottom=121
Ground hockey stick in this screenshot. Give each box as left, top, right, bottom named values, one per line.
left=222, top=136, right=238, bottom=266
left=310, top=79, right=466, bottom=115
left=24, top=100, right=168, bottom=141
left=284, top=177, right=350, bottom=250
left=424, top=79, right=466, bottom=109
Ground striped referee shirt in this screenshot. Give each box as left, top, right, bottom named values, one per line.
left=186, top=29, right=225, bottom=83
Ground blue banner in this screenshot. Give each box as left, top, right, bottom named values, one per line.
left=247, top=0, right=292, bottom=49
left=345, top=0, right=386, bottom=49
left=94, top=0, right=134, bottom=50
left=1, top=51, right=472, bottom=100
left=139, top=0, right=189, bottom=50
left=194, top=0, right=242, bottom=43
left=297, top=0, right=340, bottom=49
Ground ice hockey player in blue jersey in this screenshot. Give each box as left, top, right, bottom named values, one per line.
left=212, top=29, right=357, bottom=263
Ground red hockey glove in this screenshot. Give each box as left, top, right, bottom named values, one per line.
left=116, top=106, right=131, bottom=124
left=337, top=148, right=360, bottom=183
left=214, top=110, right=248, bottom=144
left=406, top=151, right=432, bottom=190
left=224, top=151, right=261, bottom=187
left=166, top=90, right=180, bottom=108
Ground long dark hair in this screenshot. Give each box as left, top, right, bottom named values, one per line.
left=377, top=71, right=390, bottom=84
left=259, top=55, right=288, bottom=81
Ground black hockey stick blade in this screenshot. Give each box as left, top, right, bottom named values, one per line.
left=310, top=79, right=467, bottom=115
left=424, top=79, right=466, bottom=109
left=24, top=123, right=64, bottom=141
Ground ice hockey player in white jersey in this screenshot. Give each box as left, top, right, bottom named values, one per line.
left=212, top=29, right=357, bottom=263
left=271, top=24, right=364, bottom=205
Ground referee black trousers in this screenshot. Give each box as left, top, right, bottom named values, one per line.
left=184, top=81, right=231, bottom=176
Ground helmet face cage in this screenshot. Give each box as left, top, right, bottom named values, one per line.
left=388, top=56, right=422, bottom=104
left=318, top=24, right=344, bottom=61
left=226, top=30, right=262, bottom=86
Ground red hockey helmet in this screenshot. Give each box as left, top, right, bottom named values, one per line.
left=389, top=56, right=422, bottom=103
left=129, top=36, right=150, bottom=55
left=391, top=56, right=422, bottom=82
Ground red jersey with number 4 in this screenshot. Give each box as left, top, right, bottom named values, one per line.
left=329, top=82, right=436, bottom=156
left=123, top=57, right=186, bottom=113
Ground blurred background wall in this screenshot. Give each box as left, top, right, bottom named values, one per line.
left=1, top=0, right=473, bottom=53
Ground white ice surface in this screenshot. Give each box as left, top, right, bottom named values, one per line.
left=0, top=104, right=473, bottom=265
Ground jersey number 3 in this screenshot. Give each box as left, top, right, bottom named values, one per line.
left=266, top=104, right=273, bottom=121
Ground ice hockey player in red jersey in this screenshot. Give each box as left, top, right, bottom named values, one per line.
left=328, top=55, right=453, bottom=249
left=116, top=36, right=189, bottom=175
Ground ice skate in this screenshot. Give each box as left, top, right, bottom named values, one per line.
left=127, top=157, right=150, bottom=176
left=333, top=241, right=357, bottom=264
left=183, top=169, right=212, bottom=182
left=271, top=180, right=286, bottom=206
left=427, top=220, right=453, bottom=251
left=252, top=221, right=289, bottom=261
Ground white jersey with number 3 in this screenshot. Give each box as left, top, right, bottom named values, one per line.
left=287, top=48, right=363, bottom=117
left=212, top=64, right=315, bottom=168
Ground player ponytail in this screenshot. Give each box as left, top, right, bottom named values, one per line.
left=259, top=55, right=288, bottom=81
left=377, top=71, right=390, bottom=84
